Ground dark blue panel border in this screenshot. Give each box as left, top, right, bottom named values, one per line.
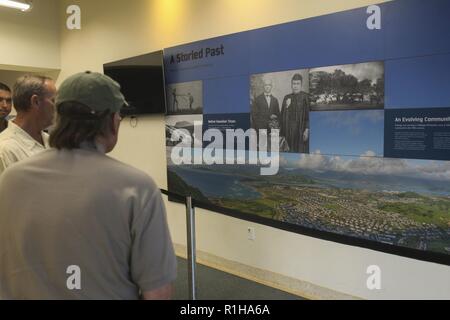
left=203, top=76, right=250, bottom=114
left=385, top=0, right=450, bottom=59
left=247, top=4, right=386, bottom=74
left=164, top=0, right=450, bottom=83
left=386, top=53, right=450, bottom=109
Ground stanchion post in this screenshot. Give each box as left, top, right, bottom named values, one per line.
left=185, top=196, right=197, bottom=300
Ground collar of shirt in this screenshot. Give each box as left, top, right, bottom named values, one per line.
left=79, top=140, right=107, bottom=154
left=0, top=119, right=7, bottom=130
left=4, top=121, right=49, bottom=149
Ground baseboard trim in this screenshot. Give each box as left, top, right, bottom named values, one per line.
left=173, top=243, right=359, bottom=300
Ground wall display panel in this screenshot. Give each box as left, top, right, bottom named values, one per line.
left=246, top=6, right=387, bottom=74
left=164, top=0, right=450, bottom=265
left=204, top=76, right=250, bottom=114
left=309, top=62, right=384, bottom=111
left=164, top=34, right=251, bottom=84
left=385, top=53, right=450, bottom=109
left=166, top=114, right=203, bottom=148
left=384, top=0, right=450, bottom=59
left=166, top=80, right=203, bottom=116
left=310, top=109, right=385, bottom=157
left=250, top=69, right=310, bottom=153
left=384, top=108, right=450, bottom=161
left=167, top=155, right=450, bottom=256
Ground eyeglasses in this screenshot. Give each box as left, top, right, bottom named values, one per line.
left=0, top=98, right=12, bottom=104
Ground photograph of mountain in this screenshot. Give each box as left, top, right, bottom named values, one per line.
left=167, top=149, right=450, bottom=255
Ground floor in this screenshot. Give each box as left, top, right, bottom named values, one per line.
left=173, top=257, right=304, bottom=300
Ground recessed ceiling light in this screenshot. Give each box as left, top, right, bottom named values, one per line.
left=0, top=0, right=32, bottom=12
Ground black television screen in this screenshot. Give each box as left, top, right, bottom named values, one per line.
left=103, top=50, right=166, bottom=115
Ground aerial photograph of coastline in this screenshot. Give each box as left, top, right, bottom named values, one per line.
left=167, top=148, right=450, bottom=255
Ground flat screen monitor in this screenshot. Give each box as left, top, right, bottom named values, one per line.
left=103, top=50, right=166, bottom=115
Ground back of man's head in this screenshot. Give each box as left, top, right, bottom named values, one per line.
left=50, top=71, right=127, bottom=152
left=13, top=75, right=53, bottom=113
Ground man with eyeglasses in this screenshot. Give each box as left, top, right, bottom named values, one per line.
left=0, top=75, right=56, bottom=174
left=0, top=82, right=12, bottom=133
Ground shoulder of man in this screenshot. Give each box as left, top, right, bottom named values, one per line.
left=300, top=91, right=311, bottom=103
left=0, top=143, right=22, bottom=176
left=300, top=91, right=309, bottom=98
left=252, top=95, right=264, bottom=110
left=0, top=127, right=12, bottom=142
left=283, top=93, right=294, bottom=101
left=102, top=155, right=159, bottom=190
left=0, top=136, right=24, bottom=158
left=255, top=94, right=266, bottom=102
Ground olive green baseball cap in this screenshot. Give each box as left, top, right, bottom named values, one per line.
left=56, top=71, right=128, bottom=113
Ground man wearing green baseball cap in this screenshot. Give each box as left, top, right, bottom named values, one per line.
left=0, top=71, right=177, bottom=300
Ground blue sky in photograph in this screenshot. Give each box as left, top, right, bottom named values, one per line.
left=279, top=151, right=450, bottom=182
left=309, top=110, right=384, bottom=157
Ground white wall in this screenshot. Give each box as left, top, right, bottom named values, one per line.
left=0, top=0, right=60, bottom=117
left=0, top=70, right=60, bottom=89
left=0, top=0, right=60, bottom=71
left=56, top=0, right=450, bottom=299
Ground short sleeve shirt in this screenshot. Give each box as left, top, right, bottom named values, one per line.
left=0, top=147, right=177, bottom=299
left=0, top=121, right=49, bottom=174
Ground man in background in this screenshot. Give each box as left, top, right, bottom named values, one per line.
left=281, top=74, right=310, bottom=154
left=188, top=92, right=194, bottom=110
left=251, top=77, right=280, bottom=132
left=0, top=75, right=55, bottom=174
left=0, top=71, right=177, bottom=300
left=0, top=82, right=12, bottom=133
left=171, top=88, right=179, bottom=113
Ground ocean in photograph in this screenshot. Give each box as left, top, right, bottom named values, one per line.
left=169, top=165, right=261, bottom=200
left=168, top=154, right=450, bottom=255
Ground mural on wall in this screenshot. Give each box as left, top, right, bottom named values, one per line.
left=250, top=69, right=310, bottom=153
left=164, top=0, right=450, bottom=261
left=309, top=62, right=384, bottom=111
left=166, top=80, right=203, bottom=115
left=166, top=155, right=450, bottom=255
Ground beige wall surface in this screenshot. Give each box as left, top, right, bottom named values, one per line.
left=5, top=0, right=449, bottom=299
left=0, top=0, right=60, bottom=70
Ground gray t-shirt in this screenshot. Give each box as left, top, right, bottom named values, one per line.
left=0, top=147, right=177, bottom=299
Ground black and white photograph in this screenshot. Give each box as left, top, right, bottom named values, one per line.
left=309, top=61, right=384, bottom=111
left=165, top=114, right=203, bottom=147
left=250, top=69, right=310, bottom=154
left=166, top=80, right=203, bottom=115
